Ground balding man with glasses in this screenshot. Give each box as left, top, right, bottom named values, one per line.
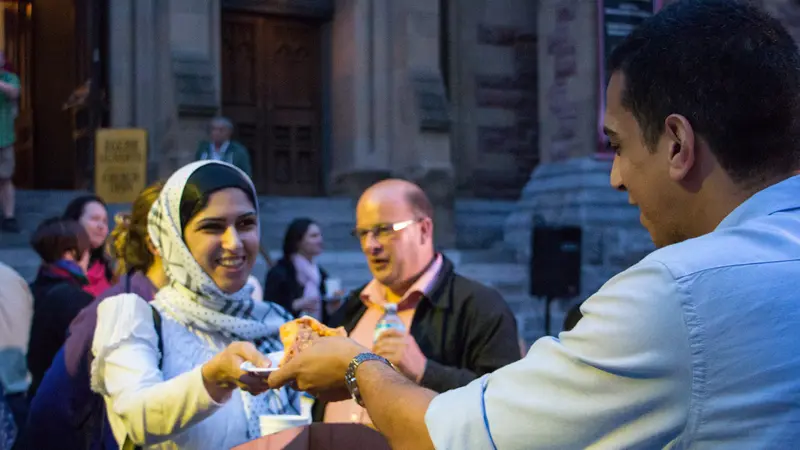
left=312, top=179, right=520, bottom=425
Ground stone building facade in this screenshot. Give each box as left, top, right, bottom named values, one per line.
left=102, top=0, right=541, bottom=246
left=7, top=0, right=800, bottom=340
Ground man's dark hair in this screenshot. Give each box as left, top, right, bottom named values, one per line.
left=30, top=217, right=91, bottom=264
left=609, top=0, right=800, bottom=184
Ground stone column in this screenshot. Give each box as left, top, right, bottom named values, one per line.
left=108, top=0, right=177, bottom=181
left=330, top=0, right=456, bottom=246
left=503, top=0, right=652, bottom=341
left=108, top=0, right=134, bottom=128
left=166, top=0, right=221, bottom=177
left=329, top=0, right=391, bottom=193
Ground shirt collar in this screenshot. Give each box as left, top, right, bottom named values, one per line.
left=361, top=254, right=443, bottom=310
left=716, top=175, right=800, bottom=231
left=210, top=140, right=230, bottom=154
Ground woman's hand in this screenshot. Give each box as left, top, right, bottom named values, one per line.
left=201, top=341, right=272, bottom=402
left=324, top=290, right=346, bottom=316
left=292, top=296, right=322, bottom=317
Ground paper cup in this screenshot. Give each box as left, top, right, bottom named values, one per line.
left=259, top=414, right=311, bottom=436
left=300, top=394, right=315, bottom=418
left=324, top=278, right=342, bottom=300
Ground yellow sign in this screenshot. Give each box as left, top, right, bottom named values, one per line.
left=94, top=128, right=148, bottom=204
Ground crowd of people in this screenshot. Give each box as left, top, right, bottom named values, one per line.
left=0, top=157, right=525, bottom=449
left=3, top=0, right=800, bottom=448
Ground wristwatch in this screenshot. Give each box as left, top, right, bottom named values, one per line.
left=345, top=352, right=395, bottom=407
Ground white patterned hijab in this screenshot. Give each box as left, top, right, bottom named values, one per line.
left=148, top=160, right=300, bottom=437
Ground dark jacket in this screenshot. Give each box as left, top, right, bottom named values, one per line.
left=312, top=256, right=520, bottom=422
left=194, top=140, right=252, bottom=177
left=25, top=272, right=157, bottom=450
left=27, top=271, right=93, bottom=400
left=263, top=257, right=330, bottom=323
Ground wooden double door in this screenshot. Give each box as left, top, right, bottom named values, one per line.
left=221, top=12, right=323, bottom=196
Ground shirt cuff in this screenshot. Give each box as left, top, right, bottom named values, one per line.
left=193, top=366, right=233, bottom=407
left=424, top=375, right=496, bottom=450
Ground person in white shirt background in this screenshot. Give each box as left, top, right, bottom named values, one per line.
left=91, top=160, right=298, bottom=449
left=0, top=262, right=32, bottom=447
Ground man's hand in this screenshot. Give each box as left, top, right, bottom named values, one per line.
left=201, top=341, right=271, bottom=402
left=268, top=336, right=367, bottom=402
left=373, top=329, right=427, bottom=382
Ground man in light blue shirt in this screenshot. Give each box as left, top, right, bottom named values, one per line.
left=268, top=1, right=800, bottom=448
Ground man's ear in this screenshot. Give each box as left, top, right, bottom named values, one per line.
left=419, top=217, right=434, bottom=245
left=664, top=114, right=696, bottom=182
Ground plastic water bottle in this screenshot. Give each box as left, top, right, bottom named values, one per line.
left=374, top=303, right=405, bottom=343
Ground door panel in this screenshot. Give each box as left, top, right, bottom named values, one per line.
left=222, top=12, right=322, bottom=196
left=221, top=14, right=265, bottom=190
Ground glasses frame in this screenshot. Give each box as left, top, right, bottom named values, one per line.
left=351, top=218, right=425, bottom=242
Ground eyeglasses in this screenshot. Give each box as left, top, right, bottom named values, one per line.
left=351, top=218, right=423, bottom=242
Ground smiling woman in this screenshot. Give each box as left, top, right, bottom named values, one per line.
left=180, top=164, right=260, bottom=293
left=89, top=161, right=300, bottom=450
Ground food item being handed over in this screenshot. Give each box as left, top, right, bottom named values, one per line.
left=279, top=316, right=347, bottom=365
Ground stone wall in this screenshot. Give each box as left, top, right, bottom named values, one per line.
left=328, top=0, right=456, bottom=246
left=503, top=0, right=653, bottom=341
left=447, top=0, right=539, bottom=199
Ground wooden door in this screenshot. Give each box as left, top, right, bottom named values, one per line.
left=222, top=12, right=322, bottom=196
left=31, top=0, right=80, bottom=189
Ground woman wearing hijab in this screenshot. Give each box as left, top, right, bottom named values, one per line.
left=91, top=161, right=299, bottom=449
left=63, top=195, right=113, bottom=296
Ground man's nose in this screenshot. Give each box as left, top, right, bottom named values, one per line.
left=609, top=156, right=626, bottom=192
left=362, top=233, right=382, bottom=254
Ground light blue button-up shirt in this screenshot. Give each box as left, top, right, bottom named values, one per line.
left=425, top=175, right=800, bottom=449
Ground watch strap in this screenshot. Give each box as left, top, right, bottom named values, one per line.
left=345, top=352, right=394, bottom=407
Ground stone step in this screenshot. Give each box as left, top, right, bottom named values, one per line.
left=454, top=199, right=518, bottom=249
left=3, top=191, right=518, bottom=252
left=2, top=247, right=529, bottom=299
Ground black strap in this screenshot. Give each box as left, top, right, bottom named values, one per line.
left=121, top=274, right=163, bottom=450
left=151, top=305, right=163, bottom=363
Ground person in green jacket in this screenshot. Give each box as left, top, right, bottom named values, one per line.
left=194, top=116, right=253, bottom=178
left=0, top=51, right=20, bottom=233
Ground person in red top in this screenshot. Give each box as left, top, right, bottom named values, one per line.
left=63, top=195, right=113, bottom=296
